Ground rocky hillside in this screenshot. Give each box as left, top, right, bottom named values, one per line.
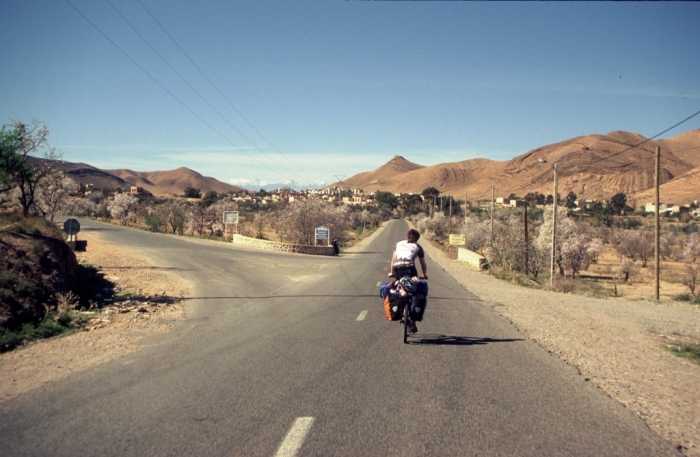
left=337, top=129, right=700, bottom=203
left=0, top=211, right=79, bottom=331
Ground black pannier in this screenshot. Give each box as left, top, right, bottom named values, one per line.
left=410, top=294, right=427, bottom=321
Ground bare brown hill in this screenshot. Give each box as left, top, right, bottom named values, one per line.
left=631, top=165, right=700, bottom=206
left=340, top=155, right=424, bottom=190
left=338, top=129, right=700, bottom=203
left=27, top=158, right=130, bottom=191
left=106, top=167, right=241, bottom=196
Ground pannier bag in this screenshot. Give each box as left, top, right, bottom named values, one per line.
left=416, top=280, right=428, bottom=297
left=410, top=294, right=427, bottom=321
left=379, top=282, right=394, bottom=299
left=384, top=292, right=403, bottom=321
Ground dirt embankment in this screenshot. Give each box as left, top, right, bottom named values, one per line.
left=0, top=229, right=191, bottom=402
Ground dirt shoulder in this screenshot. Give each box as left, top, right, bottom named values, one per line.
left=420, top=237, right=700, bottom=456
left=0, top=229, right=192, bottom=403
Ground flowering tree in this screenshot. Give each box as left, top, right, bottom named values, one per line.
left=34, top=172, right=78, bottom=221
left=278, top=198, right=349, bottom=245
left=107, top=193, right=139, bottom=225
left=537, top=207, right=595, bottom=277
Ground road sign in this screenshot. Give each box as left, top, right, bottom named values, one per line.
left=448, top=234, right=466, bottom=246
left=315, top=226, right=329, bottom=241
left=223, top=211, right=239, bottom=224
left=63, top=219, right=81, bottom=236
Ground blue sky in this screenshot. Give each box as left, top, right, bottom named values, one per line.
left=2, top=1, right=699, bottom=186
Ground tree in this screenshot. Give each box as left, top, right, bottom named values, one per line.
left=0, top=120, right=60, bottom=217
left=201, top=190, right=218, bottom=207
left=401, top=194, right=424, bottom=215
left=614, top=229, right=654, bottom=267
left=183, top=187, right=201, bottom=198
left=33, top=172, right=78, bottom=221
left=278, top=199, right=349, bottom=245
left=421, top=187, right=440, bottom=199
left=609, top=192, right=628, bottom=215
left=107, top=194, right=139, bottom=225
left=375, top=191, right=398, bottom=209
left=565, top=191, right=577, bottom=210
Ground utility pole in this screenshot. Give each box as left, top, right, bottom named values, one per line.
left=490, top=184, right=495, bottom=240
left=550, top=164, right=558, bottom=288
left=449, top=196, right=452, bottom=234
left=464, top=192, right=468, bottom=223
left=655, top=146, right=660, bottom=300
left=524, top=201, right=529, bottom=276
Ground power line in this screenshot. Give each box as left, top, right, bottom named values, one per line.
left=105, top=0, right=308, bottom=184
left=480, top=109, right=700, bottom=200
left=65, top=0, right=290, bottom=182
left=136, top=0, right=324, bottom=185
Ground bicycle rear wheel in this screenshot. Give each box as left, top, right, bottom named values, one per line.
left=403, top=300, right=410, bottom=344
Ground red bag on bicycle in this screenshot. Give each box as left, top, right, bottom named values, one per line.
left=384, top=292, right=403, bottom=321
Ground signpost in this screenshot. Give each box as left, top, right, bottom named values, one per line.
left=448, top=234, right=466, bottom=246
left=63, top=219, right=81, bottom=251
left=315, top=226, right=329, bottom=246
left=223, top=211, right=239, bottom=240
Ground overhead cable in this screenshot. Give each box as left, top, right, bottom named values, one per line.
left=65, top=0, right=291, bottom=182
left=136, top=0, right=324, bottom=185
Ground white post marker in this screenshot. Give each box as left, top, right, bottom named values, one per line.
left=274, top=417, right=315, bottom=457
left=356, top=310, right=368, bottom=321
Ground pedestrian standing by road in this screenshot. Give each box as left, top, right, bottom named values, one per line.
left=331, top=238, right=339, bottom=256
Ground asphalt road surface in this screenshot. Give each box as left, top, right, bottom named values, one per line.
left=0, top=219, right=680, bottom=456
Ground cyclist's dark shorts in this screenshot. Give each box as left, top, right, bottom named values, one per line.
left=394, top=265, right=418, bottom=279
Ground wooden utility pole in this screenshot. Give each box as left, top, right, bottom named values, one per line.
left=655, top=146, right=660, bottom=300
left=449, top=196, right=452, bottom=234
left=490, top=184, right=495, bottom=240
left=550, top=164, right=558, bottom=288
left=524, top=202, right=529, bottom=275
left=464, top=192, right=468, bottom=222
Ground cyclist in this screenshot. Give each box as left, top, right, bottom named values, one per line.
left=389, top=228, right=428, bottom=281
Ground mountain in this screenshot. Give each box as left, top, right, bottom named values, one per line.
left=29, top=158, right=243, bottom=196
left=228, top=178, right=332, bottom=192
left=337, top=130, right=700, bottom=203
left=106, top=167, right=242, bottom=196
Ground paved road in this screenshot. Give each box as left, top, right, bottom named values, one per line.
left=0, top=219, right=679, bottom=456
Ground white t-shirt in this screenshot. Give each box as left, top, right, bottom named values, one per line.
left=394, top=240, right=424, bottom=265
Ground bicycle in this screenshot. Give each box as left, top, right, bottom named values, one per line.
left=390, top=275, right=427, bottom=344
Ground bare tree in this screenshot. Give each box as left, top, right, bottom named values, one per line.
left=683, top=264, right=699, bottom=296
left=614, top=229, right=654, bottom=267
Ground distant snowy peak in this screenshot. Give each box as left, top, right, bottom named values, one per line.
left=227, top=178, right=332, bottom=191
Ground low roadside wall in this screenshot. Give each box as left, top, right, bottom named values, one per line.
left=457, top=248, right=487, bottom=270
left=232, top=234, right=335, bottom=256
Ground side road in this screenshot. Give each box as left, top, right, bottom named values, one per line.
left=418, top=235, right=699, bottom=456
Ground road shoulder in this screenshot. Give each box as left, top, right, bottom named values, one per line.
left=419, top=227, right=700, bottom=456
left=0, top=229, right=191, bottom=404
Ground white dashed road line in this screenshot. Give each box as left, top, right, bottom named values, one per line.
left=274, top=417, right=315, bottom=457
left=356, top=310, right=368, bottom=321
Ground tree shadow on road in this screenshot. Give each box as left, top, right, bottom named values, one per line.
left=409, top=334, right=524, bottom=346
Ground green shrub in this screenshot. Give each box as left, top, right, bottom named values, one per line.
left=672, top=293, right=700, bottom=304
left=666, top=343, right=700, bottom=365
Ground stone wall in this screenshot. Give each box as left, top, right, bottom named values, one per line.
left=457, top=248, right=488, bottom=270
left=232, top=234, right=335, bottom=256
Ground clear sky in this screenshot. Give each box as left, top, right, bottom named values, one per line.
left=2, top=1, right=699, bottom=186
